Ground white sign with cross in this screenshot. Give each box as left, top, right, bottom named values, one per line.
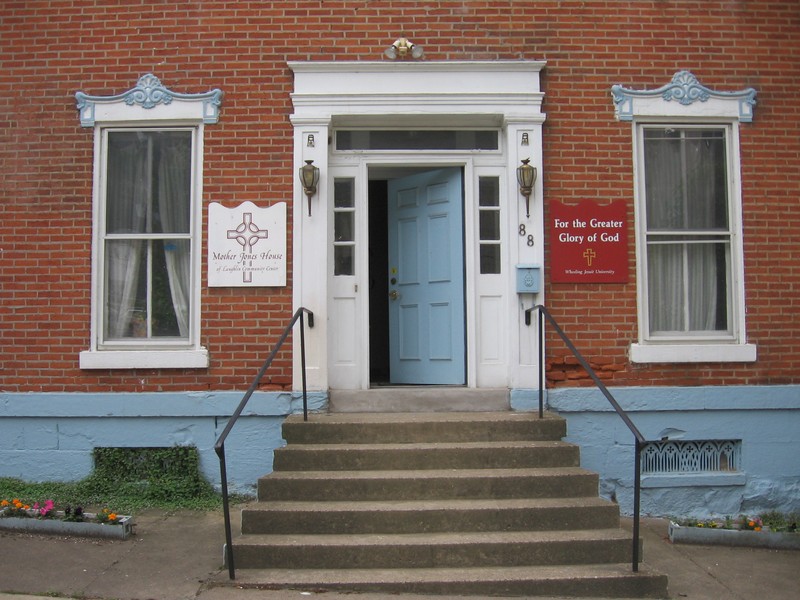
left=207, top=201, right=287, bottom=287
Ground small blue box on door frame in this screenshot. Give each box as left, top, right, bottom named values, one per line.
left=516, top=264, right=541, bottom=293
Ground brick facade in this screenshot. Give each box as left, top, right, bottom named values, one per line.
left=1, top=0, right=799, bottom=393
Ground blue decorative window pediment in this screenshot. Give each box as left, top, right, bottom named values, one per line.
left=611, top=71, right=756, bottom=122
left=76, top=73, right=223, bottom=127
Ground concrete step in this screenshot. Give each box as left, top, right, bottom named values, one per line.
left=282, top=411, right=566, bottom=443
left=220, top=564, right=668, bottom=598
left=272, top=440, right=580, bottom=471
left=232, top=528, right=635, bottom=569
left=257, top=467, right=601, bottom=501
left=234, top=409, right=668, bottom=598
left=328, top=387, right=511, bottom=413
left=241, top=496, right=621, bottom=534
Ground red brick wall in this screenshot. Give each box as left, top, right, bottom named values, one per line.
left=1, top=1, right=798, bottom=393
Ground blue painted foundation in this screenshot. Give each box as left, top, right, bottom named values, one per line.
left=0, top=391, right=327, bottom=495
left=546, top=385, right=800, bottom=518
left=2, top=385, right=798, bottom=518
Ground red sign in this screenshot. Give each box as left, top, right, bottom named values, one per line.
left=550, top=200, right=628, bottom=283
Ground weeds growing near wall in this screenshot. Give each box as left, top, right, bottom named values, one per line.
left=0, top=446, right=249, bottom=513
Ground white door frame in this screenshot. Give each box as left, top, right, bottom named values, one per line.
left=327, top=156, right=477, bottom=391
left=289, top=61, right=546, bottom=393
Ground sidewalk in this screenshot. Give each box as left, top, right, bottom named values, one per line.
left=1, top=508, right=797, bottom=599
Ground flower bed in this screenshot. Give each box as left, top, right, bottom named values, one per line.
left=0, top=499, right=133, bottom=540
left=669, top=515, right=799, bottom=550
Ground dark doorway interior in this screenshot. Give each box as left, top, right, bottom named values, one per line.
left=368, top=179, right=390, bottom=384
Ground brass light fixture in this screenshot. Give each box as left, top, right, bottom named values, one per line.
left=299, top=159, right=320, bottom=216
left=384, top=37, right=424, bottom=60
left=516, top=158, right=537, bottom=218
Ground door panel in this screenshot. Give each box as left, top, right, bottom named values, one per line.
left=328, top=174, right=362, bottom=389
left=388, top=168, right=465, bottom=384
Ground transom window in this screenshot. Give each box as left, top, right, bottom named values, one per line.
left=336, top=130, right=498, bottom=151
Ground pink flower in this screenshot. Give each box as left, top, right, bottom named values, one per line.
left=37, top=499, right=55, bottom=517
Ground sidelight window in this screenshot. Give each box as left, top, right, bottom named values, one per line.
left=478, top=176, right=501, bottom=274
left=333, top=178, right=356, bottom=276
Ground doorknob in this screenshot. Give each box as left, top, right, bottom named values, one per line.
left=388, top=289, right=400, bottom=301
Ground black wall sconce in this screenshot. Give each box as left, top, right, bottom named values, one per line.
left=299, top=159, right=320, bottom=216
left=517, top=158, right=537, bottom=218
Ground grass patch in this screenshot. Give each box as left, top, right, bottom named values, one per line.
left=0, top=446, right=252, bottom=514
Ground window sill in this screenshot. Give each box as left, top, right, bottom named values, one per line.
left=630, top=343, right=756, bottom=364
left=642, top=473, right=746, bottom=488
left=79, top=348, right=209, bottom=370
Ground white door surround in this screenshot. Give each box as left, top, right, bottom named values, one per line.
left=289, top=61, right=546, bottom=394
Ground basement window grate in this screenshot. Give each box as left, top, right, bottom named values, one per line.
left=641, top=440, right=741, bottom=474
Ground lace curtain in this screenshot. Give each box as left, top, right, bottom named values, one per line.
left=157, top=135, right=191, bottom=337
left=104, top=131, right=191, bottom=340
left=644, top=128, right=729, bottom=334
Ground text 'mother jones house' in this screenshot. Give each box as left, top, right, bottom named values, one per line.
left=1, top=1, right=798, bottom=522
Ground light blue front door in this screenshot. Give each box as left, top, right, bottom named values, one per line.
left=387, top=168, right=465, bottom=384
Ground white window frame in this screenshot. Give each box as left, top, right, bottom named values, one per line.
left=612, top=71, right=757, bottom=363
left=635, top=123, right=743, bottom=345
left=76, top=74, right=222, bottom=369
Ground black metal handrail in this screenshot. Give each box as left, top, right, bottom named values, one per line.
left=525, top=304, right=647, bottom=572
left=214, top=306, right=314, bottom=580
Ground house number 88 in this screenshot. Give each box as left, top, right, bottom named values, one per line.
left=519, top=224, right=534, bottom=247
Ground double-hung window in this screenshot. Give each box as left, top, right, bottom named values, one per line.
left=612, top=71, right=757, bottom=363
left=633, top=123, right=754, bottom=362
left=76, top=74, right=221, bottom=369
left=103, top=129, right=194, bottom=344
left=641, top=126, right=732, bottom=338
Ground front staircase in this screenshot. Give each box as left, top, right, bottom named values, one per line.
left=224, top=411, right=668, bottom=598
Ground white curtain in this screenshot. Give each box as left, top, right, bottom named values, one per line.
left=105, top=134, right=148, bottom=339
left=104, top=131, right=191, bottom=340
left=645, top=129, right=726, bottom=334
left=157, top=134, right=191, bottom=338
